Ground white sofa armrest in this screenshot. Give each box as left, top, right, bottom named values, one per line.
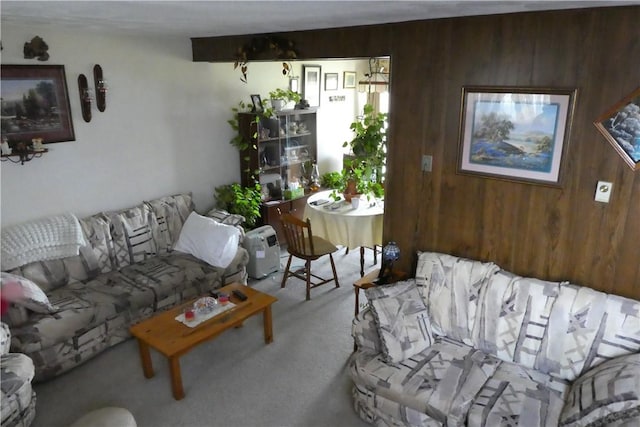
left=1, top=322, right=11, bottom=355
left=560, top=353, right=640, bottom=427
left=352, top=308, right=382, bottom=353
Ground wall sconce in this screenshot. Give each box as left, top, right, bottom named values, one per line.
left=93, top=64, right=107, bottom=112
left=78, top=74, right=93, bottom=122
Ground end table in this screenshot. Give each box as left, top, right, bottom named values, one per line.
left=353, top=268, right=408, bottom=316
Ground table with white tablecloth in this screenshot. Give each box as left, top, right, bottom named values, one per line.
left=304, top=190, right=383, bottom=276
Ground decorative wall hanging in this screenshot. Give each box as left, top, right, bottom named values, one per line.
left=233, top=35, right=298, bottom=83
left=593, top=86, right=640, bottom=171
left=0, top=64, right=75, bottom=144
left=23, top=36, right=49, bottom=61
left=324, top=73, right=338, bottom=91
left=302, top=65, right=321, bottom=107
left=457, top=86, right=577, bottom=186
left=93, top=64, right=107, bottom=112
left=78, top=74, right=92, bottom=122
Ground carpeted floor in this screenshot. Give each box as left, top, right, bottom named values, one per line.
left=32, top=246, right=377, bottom=427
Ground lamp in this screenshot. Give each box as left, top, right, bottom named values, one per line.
left=358, top=57, right=390, bottom=94
left=376, top=241, right=400, bottom=284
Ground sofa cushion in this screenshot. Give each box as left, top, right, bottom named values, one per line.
left=473, top=270, right=562, bottom=372
left=145, top=193, right=194, bottom=255
left=466, top=359, right=570, bottom=427
left=559, top=353, right=640, bottom=427
left=9, top=281, right=124, bottom=353
left=108, top=203, right=158, bottom=268
left=350, top=338, right=501, bottom=426
left=173, top=212, right=241, bottom=269
left=415, top=251, right=499, bottom=345
left=365, top=280, right=434, bottom=363
left=1, top=272, right=58, bottom=314
left=543, top=284, right=640, bottom=381
left=78, top=213, right=117, bottom=275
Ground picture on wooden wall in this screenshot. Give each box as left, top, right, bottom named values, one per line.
left=457, top=86, right=577, bottom=186
left=594, top=86, right=640, bottom=171
left=1, top=64, right=75, bottom=144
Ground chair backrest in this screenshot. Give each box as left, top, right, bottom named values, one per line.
left=279, top=211, right=316, bottom=257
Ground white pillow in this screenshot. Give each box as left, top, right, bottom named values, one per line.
left=0, top=272, right=59, bottom=314
left=173, top=212, right=240, bottom=268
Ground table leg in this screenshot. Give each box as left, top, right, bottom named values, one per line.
left=169, top=356, right=185, bottom=400
left=263, top=305, right=274, bottom=344
left=360, top=247, right=365, bottom=277
left=354, top=287, right=360, bottom=317
left=136, top=339, right=154, bottom=378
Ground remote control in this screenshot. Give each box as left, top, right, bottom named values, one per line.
left=232, top=289, right=248, bottom=301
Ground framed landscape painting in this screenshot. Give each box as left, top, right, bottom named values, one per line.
left=458, top=86, right=577, bottom=186
left=594, top=86, right=640, bottom=171
left=1, top=64, right=75, bottom=144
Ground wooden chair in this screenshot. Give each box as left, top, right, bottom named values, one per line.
left=279, top=211, right=340, bottom=300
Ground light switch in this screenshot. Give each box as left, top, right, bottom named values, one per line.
left=594, top=181, right=613, bottom=203
left=422, top=155, right=433, bottom=172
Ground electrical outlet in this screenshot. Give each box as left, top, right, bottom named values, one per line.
left=594, top=181, right=613, bottom=203
left=422, top=155, right=433, bottom=172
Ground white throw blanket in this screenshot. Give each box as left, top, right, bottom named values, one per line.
left=1, top=213, right=87, bottom=270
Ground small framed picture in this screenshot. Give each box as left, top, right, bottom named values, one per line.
left=594, top=86, right=640, bottom=171
left=250, top=94, right=263, bottom=113
left=324, top=73, right=338, bottom=91
left=343, top=71, right=356, bottom=89
left=303, top=65, right=321, bottom=107
left=289, top=77, right=299, bottom=93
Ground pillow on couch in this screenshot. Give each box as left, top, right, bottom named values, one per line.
left=173, top=212, right=240, bottom=269
left=0, top=272, right=59, bottom=314
left=365, top=280, right=434, bottom=363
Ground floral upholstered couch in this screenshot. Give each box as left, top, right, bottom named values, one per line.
left=350, top=251, right=640, bottom=426
left=1, top=193, right=249, bottom=382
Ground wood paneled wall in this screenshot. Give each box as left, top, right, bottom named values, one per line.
left=193, top=6, right=640, bottom=299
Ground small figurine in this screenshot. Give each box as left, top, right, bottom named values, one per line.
left=32, top=137, right=44, bottom=152
left=1, top=136, right=11, bottom=155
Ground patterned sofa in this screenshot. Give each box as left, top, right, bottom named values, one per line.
left=1, top=193, right=249, bottom=382
left=350, top=251, right=640, bottom=426
left=1, top=322, right=36, bottom=427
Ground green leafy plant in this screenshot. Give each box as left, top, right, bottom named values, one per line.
left=339, top=104, right=388, bottom=199
left=214, top=182, right=262, bottom=229
left=268, top=88, right=301, bottom=104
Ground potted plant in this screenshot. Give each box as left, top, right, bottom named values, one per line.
left=340, top=104, right=388, bottom=200
left=214, top=182, right=262, bottom=229
left=268, top=88, right=301, bottom=111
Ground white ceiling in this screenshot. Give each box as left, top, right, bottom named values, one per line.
left=2, top=1, right=637, bottom=39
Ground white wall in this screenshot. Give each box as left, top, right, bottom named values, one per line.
left=1, top=24, right=369, bottom=226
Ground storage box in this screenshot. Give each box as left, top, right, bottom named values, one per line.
left=283, top=187, right=304, bottom=199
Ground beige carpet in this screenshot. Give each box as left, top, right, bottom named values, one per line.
left=32, top=247, right=378, bottom=427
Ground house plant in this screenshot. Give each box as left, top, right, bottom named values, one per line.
left=268, top=88, right=301, bottom=111
left=214, top=182, right=262, bottom=229
left=340, top=104, right=388, bottom=200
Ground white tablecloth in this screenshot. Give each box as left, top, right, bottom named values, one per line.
left=304, top=190, right=383, bottom=250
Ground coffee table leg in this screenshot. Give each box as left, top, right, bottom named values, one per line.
left=136, top=339, right=154, bottom=378
left=263, top=305, right=274, bottom=344
left=169, top=356, right=185, bottom=400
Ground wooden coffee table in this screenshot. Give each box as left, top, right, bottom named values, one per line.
left=129, top=282, right=277, bottom=400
